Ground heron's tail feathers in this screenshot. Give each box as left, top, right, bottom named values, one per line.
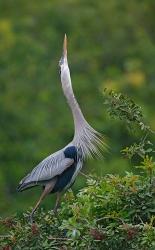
left=17, top=177, right=37, bottom=192
left=16, top=182, right=37, bottom=192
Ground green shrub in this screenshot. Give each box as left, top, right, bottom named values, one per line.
left=0, top=171, right=155, bottom=249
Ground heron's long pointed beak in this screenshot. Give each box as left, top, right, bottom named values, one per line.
left=63, top=34, right=67, bottom=57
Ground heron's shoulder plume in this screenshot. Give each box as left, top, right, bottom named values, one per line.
left=73, top=120, right=106, bottom=159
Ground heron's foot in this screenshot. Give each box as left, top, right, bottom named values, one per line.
left=29, top=213, right=35, bottom=224
left=53, top=204, right=61, bottom=216
left=53, top=207, right=58, bottom=216
left=53, top=207, right=61, bottom=224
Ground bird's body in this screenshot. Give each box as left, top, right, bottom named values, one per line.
left=17, top=35, right=105, bottom=222
left=17, top=145, right=82, bottom=193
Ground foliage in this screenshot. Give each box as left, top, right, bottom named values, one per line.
left=103, top=89, right=149, bottom=131
left=0, top=171, right=155, bottom=249
left=103, top=89, right=155, bottom=160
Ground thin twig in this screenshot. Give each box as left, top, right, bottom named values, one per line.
left=79, top=171, right=91, bottom=179
left=96, top=216, right=125, bottom=224
left=48, top=236, right=71, bottom=241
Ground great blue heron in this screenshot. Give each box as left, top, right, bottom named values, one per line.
left=17, top=35, right=105, bottom=223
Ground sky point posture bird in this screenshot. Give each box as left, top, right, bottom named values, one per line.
left=17, top=35, right=105, bottom=223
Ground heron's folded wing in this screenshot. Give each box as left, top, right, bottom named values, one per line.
left=20, top=150, right=74, bottom=184
left=35, top=157, right=74, bottom=182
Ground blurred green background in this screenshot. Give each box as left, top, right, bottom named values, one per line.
left=0, top=0, right=155, bottom=216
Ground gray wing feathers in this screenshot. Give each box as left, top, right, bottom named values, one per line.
left=20, top=150, right=74, bottom=185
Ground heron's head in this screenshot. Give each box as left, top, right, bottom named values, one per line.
left=59, top=34, right=71, bottom=87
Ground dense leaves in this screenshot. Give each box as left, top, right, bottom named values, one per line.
left=103, top=89, right=147, bottom=130
left=0, top=171, right=155, bottom=249
left=103, top=89, right=155, bottom=160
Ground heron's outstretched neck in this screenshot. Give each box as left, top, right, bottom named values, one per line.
left=62, top=71, right=104, bottom=159
left=62, top=77, right=86, bottom=132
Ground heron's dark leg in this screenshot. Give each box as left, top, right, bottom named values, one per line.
left=53, top=192, right=62, bottom=215
left=29, top=179, right=57, bottom=223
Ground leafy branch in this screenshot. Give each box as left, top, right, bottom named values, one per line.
left=103, top=89, right=155, bottom=161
